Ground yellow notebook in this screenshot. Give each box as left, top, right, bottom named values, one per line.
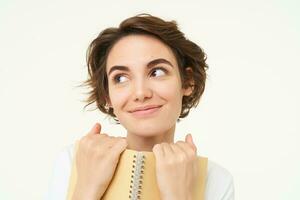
left=67, top=141, right=208, bottom=200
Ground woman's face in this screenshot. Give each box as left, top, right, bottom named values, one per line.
left=106, top=34, right=192, bottom=136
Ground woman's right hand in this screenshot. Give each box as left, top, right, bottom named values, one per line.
left=72, top=123, right=128, bottom=200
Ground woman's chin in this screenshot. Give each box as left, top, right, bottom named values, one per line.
left=126, top=124, right=175, bottom=138
left=128, top=129, right=163, bottom=137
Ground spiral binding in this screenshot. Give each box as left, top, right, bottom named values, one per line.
left=129, top=152, right=145, bottom=200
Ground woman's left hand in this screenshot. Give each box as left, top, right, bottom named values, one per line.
left=152, top=134, right=199, bottom=200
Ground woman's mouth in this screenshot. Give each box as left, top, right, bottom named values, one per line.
left=129, top=105, right=162, bottom=118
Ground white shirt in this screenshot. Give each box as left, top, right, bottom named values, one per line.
left=45, top=143, right=234, bottom=200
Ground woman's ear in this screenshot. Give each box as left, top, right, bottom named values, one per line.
left=182, top=67, right=194, bottom=96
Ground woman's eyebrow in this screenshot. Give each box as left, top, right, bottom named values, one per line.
left=108, top=58, right=173, bottom=76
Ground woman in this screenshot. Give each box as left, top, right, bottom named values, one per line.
left=46, top=14, right=234, bottom=200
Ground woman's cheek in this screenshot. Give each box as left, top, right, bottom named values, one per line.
left=110, top=88, right=130, bottom=112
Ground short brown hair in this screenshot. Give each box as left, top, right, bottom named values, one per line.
left=80, top=13, right=208, bottom=122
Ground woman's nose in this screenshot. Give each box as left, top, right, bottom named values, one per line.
left=132, top=79, right=153, bottom=102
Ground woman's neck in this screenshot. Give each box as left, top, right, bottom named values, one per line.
left=125, top=125, right=175, bottom=152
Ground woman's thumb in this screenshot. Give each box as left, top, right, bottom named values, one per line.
left=185, top=133, right=197, bottom=152
left=89, top=122, right=101, bottom=135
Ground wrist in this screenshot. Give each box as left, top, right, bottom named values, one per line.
left=72, top=182, right=104, bottom=200
left=161, top=194, right=192, bottom=200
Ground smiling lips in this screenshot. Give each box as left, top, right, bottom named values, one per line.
left=129, top=105, right=162, bottom=117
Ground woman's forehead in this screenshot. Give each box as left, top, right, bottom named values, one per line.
left=106, top=35, right=177, bottom=71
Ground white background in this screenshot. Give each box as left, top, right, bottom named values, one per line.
left=0, top=0, right=299, bottom=199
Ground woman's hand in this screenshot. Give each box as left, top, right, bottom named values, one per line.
left=72, top=123, right=128, bottom=200
left=152, top=134, right=199, bottom=200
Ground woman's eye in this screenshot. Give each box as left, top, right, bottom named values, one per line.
left=112, top=67, right=167, bottom=83
left=113, top=74, right=128, bottom=83
left=151, top=67, right=167, bottom=77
